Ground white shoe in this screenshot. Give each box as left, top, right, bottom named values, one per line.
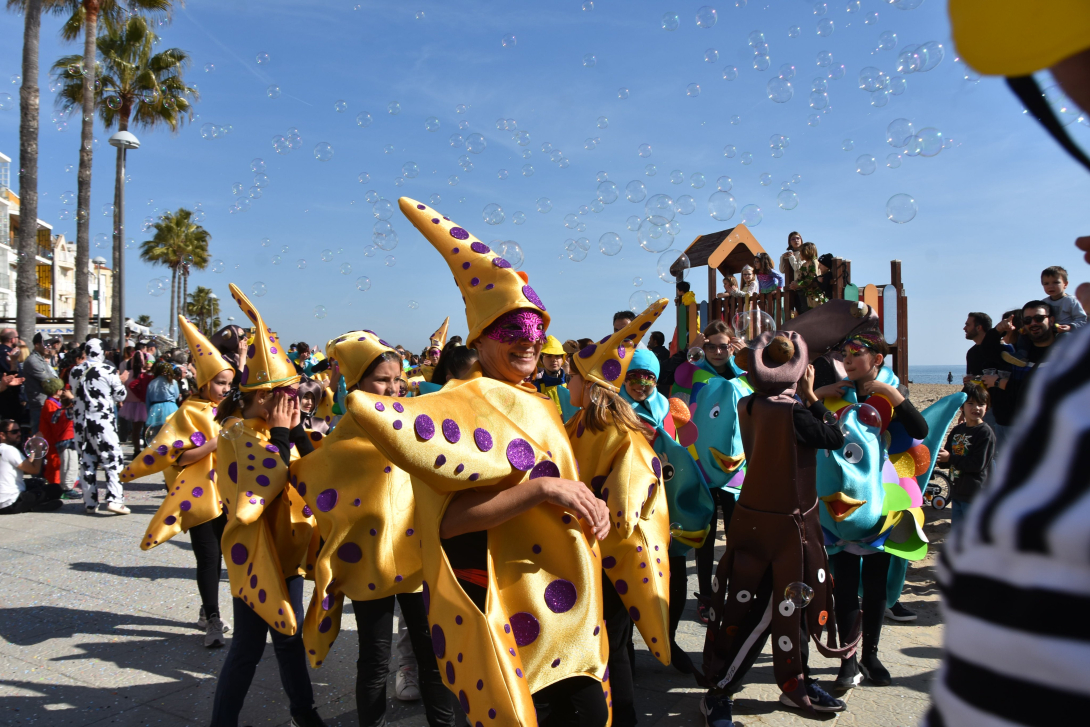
left=395, top=666, right=420, bottom=701
left=204, top=616, right=227, bottom=648
left=85, top=505, right=97, bottom=514
left=104, top=502, right=130, bottom=515
left=198, top=606, right=207, bottom=629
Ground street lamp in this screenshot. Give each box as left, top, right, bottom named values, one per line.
left=109, top=130, right=140, bottom=352
left=92, top=256, right=107, bottom=337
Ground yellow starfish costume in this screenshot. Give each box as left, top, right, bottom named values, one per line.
left=566, top=299, right=674, bottom=665
left=289, top=330, right=422, bottom=666
left=218, top=283, right=317, bottom=636
left=341, top=198, right=610, bottom=727
left=126, top=315, right=234, bottom=550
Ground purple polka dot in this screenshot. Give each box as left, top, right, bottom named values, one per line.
left=384, top=467, right=391, bottom=473
left=469, top=473, right=479, bottom=481
left=506, top=439, right=535, bottom=471
left=615, top=580, right=629, bottom=594
left=338, top=543, right=362, bottom=563
left=651, top=458, right=662, bottom=479
left=191, top=487, right=204, bottom=498
left=485, top=283, right=495, bottom=290
left=602, top=556, right=617, bottom=569
left=258, top=589, right=267, bottom=603
left=318, top=617, right=332, bottom=633
left=406, top=528, right=415, bottom=536
left=639, top=321, right=651, bottom=330
left=594, top=625, right=601, bottom=635
left=368, top=583, right=376, bottom=590
left=157, top=445, right=168, bottom=456
left=180, top=501, right=192, bottom=512
left=462, top=262, right=471, bottom=270
left=489, top=709, right=497, bottom=719
left=450, top=245, right=458, bottom=252
left=470, top=277, right=480, bottom=287
left=142, top=455, right=155, bottom=466
left=442, top=419, right=461, bottom=443
left=562, top=514, right=572, bottom=524
left=393, top=401, right=404, bottom=413
left=601, top=359, right=622, bottom=382
left=450, top=227, right=470, bottom=240
left=516, top=668, right=523, bottom=678
left=322, top=595, right=331, bottom=610
left=316, top=489, right=339, bottom=512
left=302, top=504, right=313, bottom=517
left=492, top=257, right=511, bottom=269
left=415, top=414, right=436, bottom=440
left=228, top=462, right=238, bottom=483
left=532, top=544, right=542, bottom=554
left=470, top=241, right=490, bottom=254
left=509, top=612, right=540, bottom=646
left=249, top=574, right=258, bottom=589
left=458, top=689, right=469, bottom=713
left=393, top=420, right=403, bottom=430
left=529, top=460, right=560, bottom=479
left=522, top=285, right=545, bottom=310
left=544, top=579, right=578, bottom=614
left=190, top=432, right=207, bottom=447
left=455, top=464, right=465, bottom=474
left=375, top=402, right=385, bottom=412
left=370, top=528, right=377, bottom=536
left=432, top=624, right=446, bottom=658
left=477, top=679, right=484, bottom=691
left=591, top=476, right=607, bottom=492
left=422, top=581, right=430, bottom=615
left=551, top=658, right=561, bottom=668
left=173, top=440, right=185, bottom=450
left=231, top=543, right=248, bottom=565
left=395, top=575, right=403, bottom=582
left=629, top=606, right=641, bottom=621
left=164, top=516, right=177, bottom=526
left=417, top=204, right=426, bottom=210
left=297, top=481, right=307, bottom=496
left=256, top=475, right=270, bottom=487
left=474, top=428, right=493, bottom=452
left=576, top=420, right=585, bottom=438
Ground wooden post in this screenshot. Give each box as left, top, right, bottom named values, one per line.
left=708, top=265, right=717, bottom=309
left=891, top=260, right=908, bottom=383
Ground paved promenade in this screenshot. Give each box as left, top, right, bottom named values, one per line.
left=0, top=458, right=948, bottom=726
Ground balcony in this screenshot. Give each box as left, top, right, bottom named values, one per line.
left=38, top=286, right=52, bottom=301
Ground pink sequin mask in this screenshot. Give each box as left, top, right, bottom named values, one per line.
left=483, top=310, right=546, bottom=344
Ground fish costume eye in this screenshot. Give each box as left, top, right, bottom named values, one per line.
left=843, top=442, right=864, bottom=464
left=710, top=404, right=721, bottom=419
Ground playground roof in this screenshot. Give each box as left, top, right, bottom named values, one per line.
left=676, top=223, right=767, bottom=277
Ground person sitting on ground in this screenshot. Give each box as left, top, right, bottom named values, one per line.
left=1041, top=265, right=1087, bottom=330
left=0, top=418, right=55, bottom=514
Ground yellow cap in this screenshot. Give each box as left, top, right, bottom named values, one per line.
left=177, top=315, right=233, bottom=389
left=429, top=317, right=450, bottom=349
left=398, top=198, right=550, bottom=345
left=573, top=299, right=669, bottom=393
left=326, top=330, right=398, bottom=389
left=540, top=335, right=565, bottom=356
left=228, top=283, right=301, bottom=390
left=949, top=0, right=1090, bottom=76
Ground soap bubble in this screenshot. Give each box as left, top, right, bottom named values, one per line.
left=267, top=85, right=280, bottom=99
left=582, top=53, right=597, bottom=68
left=252, top=282, right=267, bottom=297
left=662, top=12, right=679, bottom=30
left=402, top=162, right=419, bottom=178
left=813, top=2, right=827, bottom=15
left=373, top=199, right=394, bottom=220
left=740, top=152, right=753, bottom=165
left=511, top=211, right=526, bottom=225
left=687, top=347, right=705, bottom=364
left=695, top=5, right=717, bottom=28
left=645, top=194, right=675, bottom=225
left=220, top=419, right=244, bottom=441
left=388, top=101, right=401, bottom=115
left=723, top=146, right=736, bottom=159
left=856, top=155, right=877, bottom=175
left=618, top=87, right=630, bottom=99
left=626, top=215, right=642, bottom=232
left=355, top=276, right=372, bottom=291
left=521, top=164, right=534, bottom=177
left=271, top=255, right=282, bottom=265
left=147, top=279, right=166, bottom=297
left=732, top=309, right=776, bottom=344
left=740, top=204, right=763, bottom=226
left=816, top=50, right=833, bottom=67
left=731, top=115, right=741, bottom=125
left=859, top=66, right=882, bottom=92
left=497, top=241, right=525, bottom=269
left=888, top=76, right=907, bottom=95
left=917, top=41, right=944, bottom=72
left=842, top=139, right=854, bottom=151
left=625, top=180, right=647, bottom=203
left=777, top=190, right=799, bottom=210
left=767, top=77, right=793, bottom=103
left=502, top=33, right=517, bottom=48
left=675, top=195, right=696, bottom=215
left=466, top=133, right=486, bottom=154
left=870, top=89, right=890, bottom=107
left=483, top=203, right=505, bottom=225
left=94, top=232, right=108, bottom=248
left=313, top=142, right=333, bottom=161
left=708, top=191, right=737, bottom=221
left=339, top=262, right=352, bottom=275
left=637, top=143, right=653, bottom=158
left=23, top=435, right=48, bottom=460
left=809, top=91, right=828, bottom=109
left=789, top=25, right=801, bottom=37
left=628, top=290, right=654, bottom=313
left=638, top=221, right=672, bottom=253
left=599, top=232, right=622, bottom=256
left=717, top=176, right=733, bottom=192
left=878, top=30, right=898, bottom=51
left=564, top=214, right=579, bottom=230
left=865, top=10, right=878, bottom=24
left=566, top=241, right=588, bottom=262
left=913, top=127, right=944, bottom=157
left=256, top=52, right=270, bottom=64
left=752, top=55, right=770, bottom=71
left=886, top=193, right=917, bottom=223
left=817, top=18, right=834, bottom=36
left=408, top=301, right=419, bottom=310
left=211, top=259, right=224, bottom=273
left=886, top=153, right=902, bottom=169
left=253, top=173, right=269, bottom=189
left=537, top=197, right=552, bottom=213
left=704, top=48, right=719, bottom=63
left=785, top=582, right=814, bottom=608
left=295, top=259, right=307, bottom=270
left=633, top=277, right=643, bottom=287
left=313, top=305, right=327, bottom=320
left=658, top=250, right=691, bottom=282
left=384, top=255, right=397, bottom=267
left=685, top=83, right=701, bottom=97
left=60, top=191, right=76, bottom=205
left=808, top=114, right=821, bottom=127
left=597, top=181, right=619, bottom=204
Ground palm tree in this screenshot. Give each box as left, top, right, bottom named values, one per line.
left=52, top=0, right=171, bottom=342
left=186, top=286, right=219, bottom=335
left=8, top=0, right=44, bottom=345
left=52, top=13, right=196, bottom=349
left=135, top=313, right=151, bottom=327
left=138, top=208, right=209, bottom=340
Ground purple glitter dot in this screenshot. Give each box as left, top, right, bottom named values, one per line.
left=270, top=347, right=279, bottom=355
left=157, top=445, right=168, bottom=456
left=639, top=321, right=651, bottom=331
left=522, top=285, right=545, bottom=311
left=164, top=516, right=177, bottom=525
left=462, top=262, right=471, bottom=270
left=393, top=420, right=403, bottom=430
left=318, top=617, right=332, bottom=633
left=313, top=489, right=338, bottom=513
left=395, top=575, right=403, bottom=582
left=492, top=257, right=511, bottom=269
left=191, top=487, right=204, bottom=498
left=629, top=606, right=641, bottom=621
left=417, top=204, right=426, bottom=210
left=384, top=466, right=391, bottom=474
left=544, top=579, right=578, bottom=614
left=180, top=501, right=192, bottom=512
left=578, top=344, right=598, bottom=359
left=509, top=612, right=540, bottom=646
left=504, top=624, right=511, bottom=634
left=338, top=543, right=362, bottom=563
left=474, top=428, right=493, bottom=452
left=470, top=241, right=490, bottom=254
left=615, top=580, right=629, bottom=595
left=450, top=227, right=470, bottom=240
left=302, top=504, right=313, bottom=517
left=297, top=481, right=307, bottom=496
left=256, top=475, right=270, bottom=487
left=415, top=414, right=436, bottom=440
left=375, top=402, right=385, bottom=412
left=602, top=556, right=617, bottom=569
left=432, top=624, right=446, bottom=658
left=601, top=359, right=622, bottom=382
left=231, top=544, right=248, bottom=565
left=407, top=528, right=414, bottom=536
left=393, top=401, right=404, bottom=413
left=652, top=458, right=662, bottom=478
left=529, top=460, right=560, bottom=480
left=470, top=277, right=480, bottom=287
left=506, top=439, right=535, bottom=471
left=485, top=283, right=494, bottom=290
left=441, top=419, right=461, bottom=443
left=228, top=462, right=238, bottom=484
left=516, top=668, right=523, bottom=678
left=142, top=455, right=155, bottom=466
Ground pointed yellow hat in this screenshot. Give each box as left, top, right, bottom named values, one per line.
left=228, top=283, right=301, bottom=391
left=573, top=298, right=669, bottom=393
left=398, top=198, right=550, bottom=344
left=177, top=315, right=233, bottom=389
left=429, top=317, right=450, bottom=349
left=326, top=330, right=398, bottom=389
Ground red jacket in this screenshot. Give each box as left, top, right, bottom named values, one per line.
left=39, top=397, right=74, bottom=485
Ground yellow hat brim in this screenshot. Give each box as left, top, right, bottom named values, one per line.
left=949, top=0, right=1090, bottom=76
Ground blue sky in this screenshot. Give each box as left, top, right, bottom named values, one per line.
left=2, top=0, right=1088, bottom=365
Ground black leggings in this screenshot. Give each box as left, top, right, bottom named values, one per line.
left=697, top=489, right=737, bottom=596
left=603, top=573, right=636, bottom=727
left=534, top=676, right=609, bottom=727
left=829, top=550, right=892, bottom=651
left=189, top=512, right=227, bottom=620
left=352, top=593, right=458, bottom=727
left=669, top=555, right=687, bottom=641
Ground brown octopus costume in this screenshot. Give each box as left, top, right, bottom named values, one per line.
left=700, top=330, right=860, bottom=710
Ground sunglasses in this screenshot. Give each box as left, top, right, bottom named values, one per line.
left=703, top=344, right=732, bottom=354
left=1023, top=314, right=1051, bottom=324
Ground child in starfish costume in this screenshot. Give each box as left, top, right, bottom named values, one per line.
left=208, top=284, right=325, bottom=727
left=122, top=316, right=236, bottom=647
left=290, top=330, right=460, bottom=726
left=565, top=298, right=674, bottom=727
left=699, top=331, right=860, bottom=727
left=343, top=198, right=613, bottom=727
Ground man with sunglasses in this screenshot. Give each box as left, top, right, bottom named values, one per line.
left=0, top=419, right=59, bottom=515
left=983, top=301, right=1065, bottom=422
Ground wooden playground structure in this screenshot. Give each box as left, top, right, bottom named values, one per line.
left=671, top=223, right=910, bottom=382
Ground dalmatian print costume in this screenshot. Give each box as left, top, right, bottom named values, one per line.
left=70, top=339, right=128, bottom=508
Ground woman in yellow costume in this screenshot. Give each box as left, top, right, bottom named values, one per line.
left=122, top=315, right=235, bottom=648
left=209, top=284, right=326, bottom=727
left=291, top=330, right=460, bottom=726
left=564, top=299, right=673, bottom=727
left=335, top=198, right=613, bottom=727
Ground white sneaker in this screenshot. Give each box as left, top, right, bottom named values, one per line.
left=205, top=616, right=227, bottom=648
left=85, top=505, right=97, bottom=514
left=395, top=666, right=420, bottom=701
left=104, top=502, right=131, bottom=515
left=198, top=606, right=207, bottom=629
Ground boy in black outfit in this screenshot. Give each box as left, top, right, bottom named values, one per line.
left=938, top=384, right=996, bottom=527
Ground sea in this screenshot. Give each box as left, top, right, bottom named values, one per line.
left=906, top=365, right=964, bottom=384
